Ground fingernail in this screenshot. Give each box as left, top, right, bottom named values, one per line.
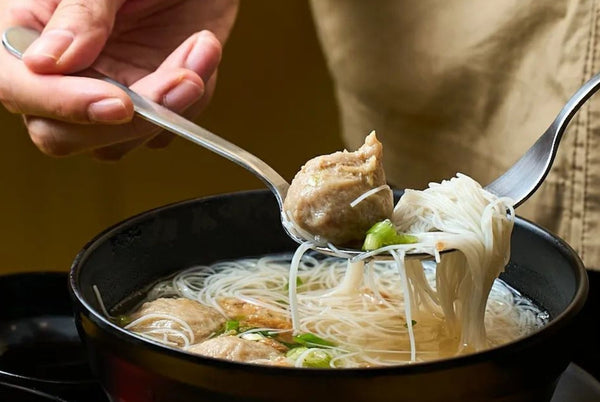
left=24, top=29, right=74, bottom=63
left=88, top=98, right=129, bottom=123
left=185, top=31, right=220, bottom=81
left=163, top=79, right=203, bottom=110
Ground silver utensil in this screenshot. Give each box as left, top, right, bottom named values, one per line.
left=485, top=71, right=600, bottom=206
left=5, top=26, right=600, bottom=261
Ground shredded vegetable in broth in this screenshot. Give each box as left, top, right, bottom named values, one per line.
left=110, top=174, right=548, bottom=368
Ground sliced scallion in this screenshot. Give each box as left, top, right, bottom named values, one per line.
left=225, top=320, right=239, bottom=332
left=286, top=347, right=332, bottom=368
left=362, top=219, right=418, bottom=251
left=293, top=332, right=335, bottom=347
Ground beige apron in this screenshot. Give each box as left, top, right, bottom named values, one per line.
left=310, top=0, right=600, bottom=270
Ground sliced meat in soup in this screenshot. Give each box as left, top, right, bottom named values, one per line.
left=128, top=297, right=225, bottom=345
left=218, top=297, right=291, bottom=330
left=186, top=335, right=288, bottom=365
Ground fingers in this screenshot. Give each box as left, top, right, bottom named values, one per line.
left=22, top=0, right=125, bottom=74
left=97, top=69, right=219, bottom=160
left=5, top=24, right=222, bottom=158
left=88, top=33, right=223, bottom=160
left=0, top=0, right=133, bottom=123
left=92, top=66, right=208, bottom=160
left=162, top=30, right=222, bottom=84
left=2, top=23, right=221, bottom=127
left=25, top=66, right=204, bottom=157
left=0, top=57, right=133, bottom=124
left=93, top=29, right=222, bottom=87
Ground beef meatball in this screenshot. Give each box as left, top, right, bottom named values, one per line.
left=283, top=131, right=393, bottom=246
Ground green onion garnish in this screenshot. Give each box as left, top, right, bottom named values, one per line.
left=293, top=333, right=335, bottom=347
left=362, top=219, right=418, bottom=251
left=286, top=347, right=332, bottom=368
left=225, top=320, right=240, bottom=333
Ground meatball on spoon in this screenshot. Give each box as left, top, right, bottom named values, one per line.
left=4, top=26, right=424, bottom=260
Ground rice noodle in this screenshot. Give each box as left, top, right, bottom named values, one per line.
left=350, top=184, right=391, bottom=207
left=390, top=250, right=416, bottom=362
left=164, top=252, right=545, bottom=366
left=389, top=174, right=516, bottom=350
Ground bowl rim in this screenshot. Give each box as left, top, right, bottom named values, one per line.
left=69, top=189, right=590, bottom=377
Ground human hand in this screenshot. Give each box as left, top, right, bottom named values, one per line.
left=0, top=0, right=238, bottom=160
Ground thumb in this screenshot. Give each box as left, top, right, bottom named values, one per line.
left=22, top=0, right=125, bottom=74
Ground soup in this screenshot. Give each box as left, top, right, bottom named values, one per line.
left=112, top=254, right=547, bottom=368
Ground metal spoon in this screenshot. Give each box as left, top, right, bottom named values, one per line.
left=6, top=26, right=600, bottom=261
left=0, top=26, right=376, bottom=259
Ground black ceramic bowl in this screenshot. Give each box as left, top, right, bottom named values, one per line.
left=69, top=190, right=588, bottom=402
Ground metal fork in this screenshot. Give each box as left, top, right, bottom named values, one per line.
left=484, top=72, right=600, bottom=206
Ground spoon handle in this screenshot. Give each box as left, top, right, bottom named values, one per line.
left=2, top=26, right=290, bottom=207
